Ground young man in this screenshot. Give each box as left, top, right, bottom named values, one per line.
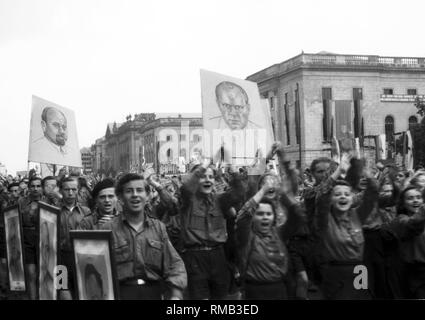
left=7, top=182, right=21, bottom=206
left=101, top=173, right=186, bottom=300
left=78, top=178, right=118, bottom=230
left=41, top=176, right=61, bottom=207
left=58, top=177, right=91, bottom=299
left=18, top=176, right=44, bottom=299
left=179, top=159, right=242, bottom=300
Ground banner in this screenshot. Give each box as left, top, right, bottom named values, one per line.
left=200, top=69, right=273, bottom=169
left=28, top=96, right=82, bottom=168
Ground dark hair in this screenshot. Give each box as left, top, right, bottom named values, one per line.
left=115, top=173, right=149, bottom=196
left=345, top=158, right=365, bottom=190
left=41, top=176, right=57, bottom=188
left=310, top=157, right=331, bottom=174
left=29, top=176, right=42, bottom=186
left=189, top=164, right=217, bottom=177
left=59, top=176, right=77, bottom=189
left=8, top=182, right=20, bottom=191
left=84, top=263, right=103, bottom=296
left=396, top=185, right=423, bottom=215
left=78, top=177, right=90, bottom=189
left=333, top=179, right=352, bottom=188
left=258, top=198, right=277, bottom=224
left=92, top=178, right=115, bottom=199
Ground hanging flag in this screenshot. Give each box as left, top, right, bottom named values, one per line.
left=406, top=130, right=414, bottom=171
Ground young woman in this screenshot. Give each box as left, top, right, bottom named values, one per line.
left=315, top=160, right=378, bottom=300
left=362, top=177, right=405, bottom=299
left=236, top=178, right=305, bottom=300
left=178, top=159, right=243, bottom=300
left=390, top=185, right=425, bottom=298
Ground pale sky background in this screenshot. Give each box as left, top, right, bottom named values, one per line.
left=1, top=0, right=424, bottom=175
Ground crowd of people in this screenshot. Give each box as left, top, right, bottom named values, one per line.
left=1, top=141, right=425, bottom=300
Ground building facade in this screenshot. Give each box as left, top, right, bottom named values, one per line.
left=91, top=137, right=107, bottom=173
left=96, top=113, right=203, bottom=174
left=80, top=147, right=93, bottom=173
left=247, top=52, right=425, bottom=169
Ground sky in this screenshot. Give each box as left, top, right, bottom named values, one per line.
left=1, top=0, right=424, bottom=174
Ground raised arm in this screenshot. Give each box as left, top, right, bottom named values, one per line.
left=355, top=175, right=379, bottom=224
left=179, top=159, right=210, bottom=205
left=390, top=206, right=425, bottom=240
left=279, top=192, right=307, bottom=240
left=236, top=184, right=268, bottom=247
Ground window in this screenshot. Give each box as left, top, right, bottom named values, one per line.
left=193, top=134, right=201, bottom=142
left=353, top=88, right=363, bottom=100
left=353, top=88, right=363, bottom=138
left=166, top=135, right=172, bottom=142
left=409, top=116, right=418, bottom=131
left=269, top=96, right=275, bottom=111
left=166, top=148, right=173, bottom=159
left=385, top=116, right=394, bottom=142
left=322, top=87, right=332, bottom=142
left=383, top=88, right=394, bottom=95
left=407, top=88, right=417, bottom=95
left=284, top=93, right=290, bottom=145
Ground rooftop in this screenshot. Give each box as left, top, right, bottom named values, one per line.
left=247, top=52, right=425, bottom=83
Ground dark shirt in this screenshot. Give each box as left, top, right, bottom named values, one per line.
left=303, top=175, right=338, bottom=236
left=315, top=178, right=378, bottom=262
left=389, top=205, right=425, bottom=264
left=18, top=196, right=41, bottom=250
left=236, top=197, right=305, bottom=283
left=179, top=166, right=241, bottom=248
left=101, top=213, right=187, bottom=296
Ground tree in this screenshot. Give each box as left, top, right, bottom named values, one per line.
left=412, top=97, right=425, bottom=166
left=414, top=96, right=425, bottom=124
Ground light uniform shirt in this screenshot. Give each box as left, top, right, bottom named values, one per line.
left=101, top=213, right=187, bottom=293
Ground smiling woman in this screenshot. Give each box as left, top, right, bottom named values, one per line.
left=389, top=185, right=425, bottom=298
left=235, top=179, right=306, bottom=300
left=315, top=160, right=379, bottom=300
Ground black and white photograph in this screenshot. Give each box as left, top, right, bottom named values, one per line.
left=69, top=231, right=118, bottom=300
left=37, top=202, right=60, bottom=300
left=2, top=0, right=425, bottom=307
left=28, top=95, right=82, bottom=168
left=3, top=205, right=26, bottom=292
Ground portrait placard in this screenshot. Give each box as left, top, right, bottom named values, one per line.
left=70, top=231, right=119, bottom=300
left=37, top=202, right=60, bottom=300
left=28, top=95, right=82, bottom=167
left=200, top=69, right=273, bottom=167
left=3, top=205, right=26, bottom=292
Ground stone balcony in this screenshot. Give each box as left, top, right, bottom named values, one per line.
left=380, top=94, right=425, bottom=102
left=247, top=53, right=425, bottom=83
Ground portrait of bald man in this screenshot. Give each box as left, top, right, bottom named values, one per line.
left=32, top=106, right=69, bottom=155
left=208, top=81, right=261, bottom=130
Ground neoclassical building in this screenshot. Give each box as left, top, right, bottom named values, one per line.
left=247, top=52, right=425, bottom=169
